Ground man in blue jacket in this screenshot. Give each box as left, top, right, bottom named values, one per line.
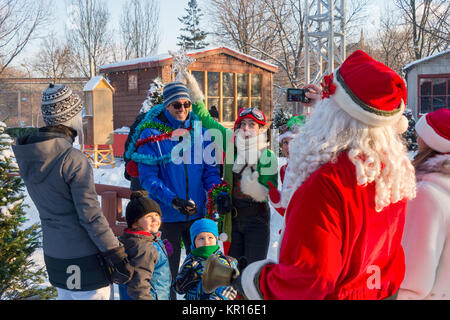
left=129, top=81, right=231, bottom=299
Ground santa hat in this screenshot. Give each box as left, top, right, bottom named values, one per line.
left=415, top=109, right=450, bottom=153
left=321, top=50, right=406, bottom=127
left=234, top=107, right=266, bottom=131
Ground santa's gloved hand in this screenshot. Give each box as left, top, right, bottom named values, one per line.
left=172, top=197, right=197, bottom=216
left=216, top=192, right=232, bottom=215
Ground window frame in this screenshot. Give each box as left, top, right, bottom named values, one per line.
left=417, top=74, right=450, bottom=116
left=127, top=72, right=138, bottom=92
left=190, top=70, right=263, bottom=123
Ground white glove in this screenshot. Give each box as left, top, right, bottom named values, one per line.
left=177, top=70, right=205, bottom=103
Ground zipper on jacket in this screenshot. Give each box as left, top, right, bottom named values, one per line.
left=180, top=130, right=190, bottom=221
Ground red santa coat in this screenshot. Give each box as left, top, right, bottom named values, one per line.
left=242, top=152, right=407, bottom=300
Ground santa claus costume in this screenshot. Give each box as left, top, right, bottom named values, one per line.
left=240, top=50, right=416, bottom=300
left=398, top=109, right=450, bottom=300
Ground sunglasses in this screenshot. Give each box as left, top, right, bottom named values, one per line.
left=239, top=107, right=264, bottom=122
left=171, top=101, right=191, bottom=110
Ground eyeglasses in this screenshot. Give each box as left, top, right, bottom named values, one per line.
left=171, top=101, right=191, bottom=110
left=239, top=107, right=264, bottom=122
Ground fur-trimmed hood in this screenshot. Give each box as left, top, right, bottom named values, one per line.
left=415, top=154, right=450, bottom=196
left=416, top=154, right=450, bottom=178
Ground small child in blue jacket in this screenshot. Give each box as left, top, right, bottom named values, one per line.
left=173, top=218, right=238, bottom=300
left=119, top=190, right=172, bottom=300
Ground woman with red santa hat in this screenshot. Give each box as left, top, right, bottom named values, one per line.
left=398, top=108, right=450, bottom=300
left=238, top=50, right=417, bottom=300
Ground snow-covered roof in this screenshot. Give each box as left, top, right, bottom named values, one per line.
left=100, top=46, right=278, bottom=72
left=403, top=49, right=450, bottom=72
left=100, top=53, right=172, bottom=70
left=83, top=75, right=114, bottom=92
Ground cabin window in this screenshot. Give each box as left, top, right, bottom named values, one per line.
left=222, top=72, right=235, bottom=122
left=190, top=70, right=264, bottom=122
left=251, top=74, right=262, bottom=109
left=191, top=71, right=205, bottom=93
left=128, top=74, right=138, bottom=91
left=419, top=76, right=450, bottom=115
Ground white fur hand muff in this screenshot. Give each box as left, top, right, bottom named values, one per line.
left=240, top=169, right=269, bottom=203
left=184, top=71, right=205, bottom=103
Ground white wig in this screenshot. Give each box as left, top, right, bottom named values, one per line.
left=281, top=97, right=416, bottom=211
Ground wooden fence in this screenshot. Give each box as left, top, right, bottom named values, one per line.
left=95, top=184, right=130, bottom=236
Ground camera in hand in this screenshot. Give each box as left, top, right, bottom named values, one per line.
left=286, top=88, right=311, bottom=104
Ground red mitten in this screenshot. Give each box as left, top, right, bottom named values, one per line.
left=268, top=181, right=286, bottom=216
left=126, top=160, right=139, bottom=178
left=267, top=181, right=280, bottom=204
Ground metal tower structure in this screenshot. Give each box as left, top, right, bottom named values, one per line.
left=304, top=0, right=346, bottom=85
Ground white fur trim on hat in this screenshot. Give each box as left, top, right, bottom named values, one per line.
left=278, top=131, right=294, bottom=143
left=332, top=70, right=405, bottom=127
left=394, top=115, right=409, bottom=134
left=241, top=259, right=275, bottom=300
left=416, top=115, right=450, bottom=153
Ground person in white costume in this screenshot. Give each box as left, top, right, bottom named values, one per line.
left=398, top=108, right=450, bottom=300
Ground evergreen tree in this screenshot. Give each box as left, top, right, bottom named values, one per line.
left=273, top=108, right=292, bottom=157
left=177, top=0, right=209, bottom=50
left=0, top=122, right=55, bottom=300
left=140, top=77, right=164, bottom=113
left=273, top=107, right=292, bottom=129
left=402, top=109, right=418, bottom=152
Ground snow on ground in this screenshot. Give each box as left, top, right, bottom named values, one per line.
left=20, top=138, right=287, bottom=299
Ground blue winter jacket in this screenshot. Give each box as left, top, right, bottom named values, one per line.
left=150, top=238, right=171, bottom=300
left=138, top=108, right=222, bottom=223
left=173, top=248, right=239, bottom=300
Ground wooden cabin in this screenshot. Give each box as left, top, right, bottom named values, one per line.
left=403, top=49, right=450, bottom=119
left=99, top=47, right=278, bottom=129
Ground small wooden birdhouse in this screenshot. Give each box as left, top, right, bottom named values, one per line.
left=83, top=76, right=115, bottom=145
left=83, top=76, right=116, bottom=168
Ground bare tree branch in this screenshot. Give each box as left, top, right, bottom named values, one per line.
left=29, top=32, right=75, bottom=83
left=120, top=0, right=160, bottom=59
left=0, top=0, right=50, bottom=74
left=394, top=0, right=449, bottom=59
left=66, top=0, right=113, bottom=78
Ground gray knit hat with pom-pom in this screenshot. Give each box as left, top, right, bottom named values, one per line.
left=41, top=83, right=83, bottom=126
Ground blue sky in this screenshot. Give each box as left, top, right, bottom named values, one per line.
left=14, top=0, right=203, bottom=69
left=13, top=0, right=388, bottom=71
